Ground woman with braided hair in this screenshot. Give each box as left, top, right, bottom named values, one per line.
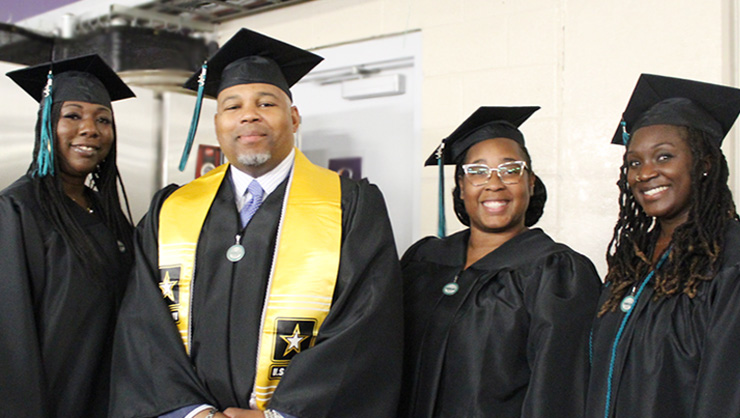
left=586, top=74, right=740, bottom=418
left=399, top=106, right=601, bottom=418
left=0, top=55, right=135, bottom=417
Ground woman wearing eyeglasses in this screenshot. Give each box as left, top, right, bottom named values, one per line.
left=398, top=107, right=601, bottom=418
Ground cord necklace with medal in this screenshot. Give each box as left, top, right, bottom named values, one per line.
left=226, top=232, right=247, bottom=262
left=69, top=192, right=94, bottom=214
left=227, top=202, right=253, bottom=263
left=604, top=248, right=671, bottom=417
left=443, top=242, right=473, bottom=296
left=442, top=272, right=462, bottom=296
left=619, top=285, right=638, bottom=312
left=446, top=231, right=511, bottom=296
left=619, top=243, right=671, bottom=313
left=226, top=183, right=265, bottom=262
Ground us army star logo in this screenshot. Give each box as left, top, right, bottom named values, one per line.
left=159, top=271, right=179, bottom=302
left=281, top=324, right=309, bottom=356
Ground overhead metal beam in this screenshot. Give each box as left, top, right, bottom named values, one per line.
left=109, top=4, right=215, bottom=32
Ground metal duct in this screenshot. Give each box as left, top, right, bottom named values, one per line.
left=53, top=26, right=210, bottom=73
left=0, top=23, right=53, bottom=66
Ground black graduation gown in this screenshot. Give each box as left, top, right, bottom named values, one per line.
left=0, top=175, right=133, bottom=417
left=399, top=228, right=602, bottom=418
left=586, top=220, right=740, bottom=418
left=109, top=173, right=404, bottom=418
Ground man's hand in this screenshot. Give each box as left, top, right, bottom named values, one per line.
left=191, top=406, right=265, bottom=418
left=222, top=407, right=265, bottom=418
left=191, top=409, right=236, bottom=418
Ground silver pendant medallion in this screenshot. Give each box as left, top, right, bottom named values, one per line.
left=442, top=282, right=459, bottom=296
left=226, top=244, right=245, bottom=262
left=620, top=295, right=635, bottom=313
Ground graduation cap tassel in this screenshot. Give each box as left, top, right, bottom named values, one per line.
left=620, top=120, right=630, bottom=145
left=436, top=143, right=446, bottom=238
left=36, top=70, right=55, bottom=177
left=179, top=62, right=207, bottom=172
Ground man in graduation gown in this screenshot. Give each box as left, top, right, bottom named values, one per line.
left=109, top=28, right=403, bottom=418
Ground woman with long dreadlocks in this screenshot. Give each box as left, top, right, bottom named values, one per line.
left=586, top=74, right=740, bottom=418
left=0, top=54, right=135, bottom=417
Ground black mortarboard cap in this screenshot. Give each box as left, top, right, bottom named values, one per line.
left=613, top=73, right=740, bottom=145
left=6, top=54, right=135, bottom=108
left=425, top=106, right=540, bottom=166
left=183, top=28, right=323, bottom=100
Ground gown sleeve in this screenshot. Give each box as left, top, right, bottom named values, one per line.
left=267, top=180, right=404, bottom=418
left=400, top=236, right=435, bottom=267
left=522, top=251, right=602, bottom=418
left=0, top=194, right=49, bottom=416
left=691, top=262, right=740, bottom=416
left=110, top=185, right=215, bottom=418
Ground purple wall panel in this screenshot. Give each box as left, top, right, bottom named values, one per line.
left=0, top=0, right=81, bottom=23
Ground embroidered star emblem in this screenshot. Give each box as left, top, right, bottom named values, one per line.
left=159, top=271, right=178, bottom=302
left=281, top=324, right=309, bottom=356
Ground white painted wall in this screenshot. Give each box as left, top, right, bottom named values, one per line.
left=0, top=61, right=38, bottom=184
left=292, top=32, right=422, bottom=254
left=215, top=0, right=736, bottom=276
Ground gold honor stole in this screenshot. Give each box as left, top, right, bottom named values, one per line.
left=157, top=149, right=342, bottom=410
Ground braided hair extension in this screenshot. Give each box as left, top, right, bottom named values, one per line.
left=452, top=139, right=546, bottom=227
left=88, top=112, right=135, bottom=251
left=599, top=127, right=737, bottom=315
left=27, top=102, right=134, bottom=281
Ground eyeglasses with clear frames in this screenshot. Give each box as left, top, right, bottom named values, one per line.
left=462, top=161, right=528, bottom=186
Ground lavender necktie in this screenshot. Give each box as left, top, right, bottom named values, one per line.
left=240, top=180, right=264, bottom=229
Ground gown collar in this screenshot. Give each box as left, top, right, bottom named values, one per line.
left=429, top=228, right=555, bottom=270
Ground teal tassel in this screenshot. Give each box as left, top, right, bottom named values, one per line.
left=621, top=120, right=630, bottom=145
left=436, top=143, right=446, bottom=238
left=179, top=62, right=207, bottom=172
left=36, top=71, right=55, bottom=177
